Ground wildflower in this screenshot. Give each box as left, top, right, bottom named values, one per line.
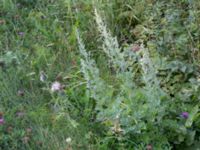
left=132, top=44, right=140, bottom=52
left=0, top=112, right=4, bottom=125
left=66, top=137, right=72, bottom=143
left=0, top=118, right=4, bottom=125
left=51, top=81, right=62, bottom=92
left=66, top=137, right=72, bottom=150
left=181, top=112, right=189, bottom=119
left=146, top=144, right=153, bottom=150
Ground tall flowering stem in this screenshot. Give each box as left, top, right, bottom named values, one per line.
left=95, top=9, right=127, bottom=72
left=76, top=29, right=112, bottom=115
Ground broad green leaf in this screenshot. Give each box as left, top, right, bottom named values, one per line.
left=185, top=105, right=199, bottom=127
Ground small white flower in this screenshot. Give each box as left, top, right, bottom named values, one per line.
left=51, top=81, right=62, bottom=92
left=66, top=137, right=72, bottom=143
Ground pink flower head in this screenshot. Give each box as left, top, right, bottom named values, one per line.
left=132, top=44, right=140, bottom=52
left=181, top=112, right=189, bottom=119
left=0, top=112, right=4, bottom=125
left=51, top=81, right=62, bottom=92
left=0, top=118, right=4, bottom=125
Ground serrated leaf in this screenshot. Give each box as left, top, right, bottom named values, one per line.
left=185, top=105, right=199, bottom=127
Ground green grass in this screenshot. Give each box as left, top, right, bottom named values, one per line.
left=0, top=0, right=200, bottom=150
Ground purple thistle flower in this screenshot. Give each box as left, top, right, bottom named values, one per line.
left=181, top=112, right=189, bottom=119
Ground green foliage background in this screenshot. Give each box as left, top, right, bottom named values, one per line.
left=0, top=0, right=200, bottom=149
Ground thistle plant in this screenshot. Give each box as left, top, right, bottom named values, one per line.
left=77, top=8, right=167, bottom=146
left=139, top=43, right=166, bottom=121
